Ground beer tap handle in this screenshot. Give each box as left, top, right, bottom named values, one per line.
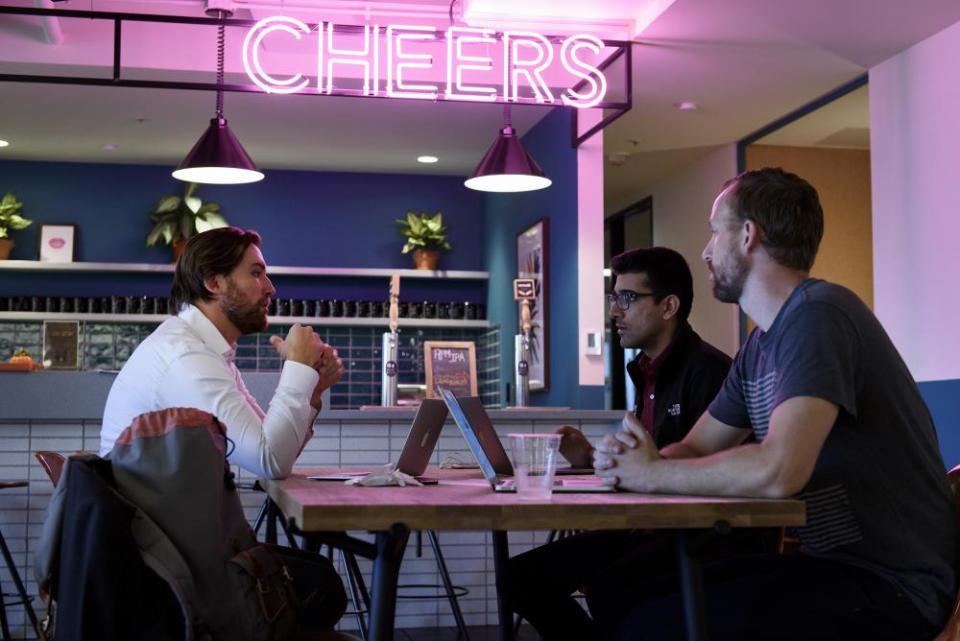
left=520, top=298, right=532, bottom=335
left=389, top=273, right=400, bottom=334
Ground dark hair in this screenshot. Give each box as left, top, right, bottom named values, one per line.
left=610, top=246, right=694, bottom=322
left=169, top=227, right=262, bottom=313
left=720, top=167, right=824, bottom=271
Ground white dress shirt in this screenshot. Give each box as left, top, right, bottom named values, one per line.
left=100, top=305, right=319, bottom=479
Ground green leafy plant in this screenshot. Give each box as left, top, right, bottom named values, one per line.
left=395, top=210, right=452, bottom=254
left=0, top=192, right=31, bottom=238
left=146, top=182, right=228, bottom=247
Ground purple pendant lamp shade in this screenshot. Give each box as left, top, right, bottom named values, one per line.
left=173, top=116, right=264, bottom=185
left=173, top=16, right=264, bottom=185
left=465, top=106, right=551, bottom=193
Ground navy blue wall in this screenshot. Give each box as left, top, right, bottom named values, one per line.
left=0, top=160, right=486, bottom=301
left=920, top=379, right=960, bottom=468
left=483, top=108, right=604, bottom=408
left=3, top=125, right=607, bottom=408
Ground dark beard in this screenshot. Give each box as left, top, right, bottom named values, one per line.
left=221, top=282, right=268, bottom=335
left=711, top=257, right=748, bottom=304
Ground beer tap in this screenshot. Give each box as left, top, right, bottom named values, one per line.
left=381, top=274, right=400, bottom=406
left=513, top=278, right=535, bottom=407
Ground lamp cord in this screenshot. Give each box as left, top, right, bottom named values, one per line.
left=503, top=103, right=512, bottom=129
left=216, top=21, right=226, bottom=119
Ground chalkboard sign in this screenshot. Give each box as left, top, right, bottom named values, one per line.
left=424, top=341, right=478, bottom=399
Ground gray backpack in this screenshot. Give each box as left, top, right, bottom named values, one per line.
left=37, top=408, right=337, bottom=641
left=109, top=407, right=303, bottom=641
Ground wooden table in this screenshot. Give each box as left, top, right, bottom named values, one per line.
left=261, top=469, right=805, bottom=641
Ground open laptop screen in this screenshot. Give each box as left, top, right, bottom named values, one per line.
left=396, top=398, right=447, bottom=477
left=438, top=388, right=504, bottom=486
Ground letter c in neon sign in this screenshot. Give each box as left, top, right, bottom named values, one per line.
left=242, top=16, right=311, bottom=95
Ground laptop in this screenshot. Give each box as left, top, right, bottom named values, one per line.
left=308, top=399, right=447, bottom=483
left=433, top=391, right=594, bottom=476
left=437, top=388, right=614, bottom=493
left=394, top=398, right=447, bottom=482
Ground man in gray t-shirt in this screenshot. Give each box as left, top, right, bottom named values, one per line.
left=594, top=168, right=956, bottom=641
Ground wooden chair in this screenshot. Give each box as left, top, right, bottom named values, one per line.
left=34, top=451, right=66, bottom=487
left=933, top=464, right=960, bottom=641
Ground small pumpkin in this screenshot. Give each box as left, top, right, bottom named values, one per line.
left=8, top=348, right=35, bottom=366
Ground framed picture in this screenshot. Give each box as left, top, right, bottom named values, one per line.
left=423, top=341, right=478, bottom=399
left=516, top=217, right=549, bottom=392
left=43, top=320, right=80, bottom=370
left=38, top=224, right=76, bottom=263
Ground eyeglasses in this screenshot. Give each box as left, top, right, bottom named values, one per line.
left=607, top=290, right=657, bottom=311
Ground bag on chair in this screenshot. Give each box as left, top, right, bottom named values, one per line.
left=108, top=407, right=347, bottom=641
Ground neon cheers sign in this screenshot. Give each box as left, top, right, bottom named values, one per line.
left=242, top=17, right=610, bottom=109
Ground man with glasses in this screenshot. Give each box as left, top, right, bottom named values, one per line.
left=557, top=247, right=731, bottom=467
left=501, top=247, right=739, bottom=641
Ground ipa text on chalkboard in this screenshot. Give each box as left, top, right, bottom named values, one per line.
left=424, top=341, right=478, bottom=399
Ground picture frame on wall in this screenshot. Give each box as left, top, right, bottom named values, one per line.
left=43, top=320, right=80, bottom=370
left=38, top=224, right=76, bottom=263
left=423, top=341, right=478, bottom=399
left=516, top=217, right=549, bottom=392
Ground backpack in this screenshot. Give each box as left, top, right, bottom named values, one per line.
left=36, top=407, right=345, bottom=641
left=34, top=454, right=195, bottom=641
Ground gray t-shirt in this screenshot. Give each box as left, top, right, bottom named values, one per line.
left=709, top=279, right=956, bottom=625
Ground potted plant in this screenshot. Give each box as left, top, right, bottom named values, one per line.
left=395, top=210, right=451, bottom=270
left=0, top=192, right=32, bottom=260
left=146, top=182, right=228, bottom=261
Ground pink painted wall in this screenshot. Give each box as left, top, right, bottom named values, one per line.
left=870, top=18, right=960, bottom=383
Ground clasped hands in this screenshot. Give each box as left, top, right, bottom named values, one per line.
left=593, top=412, right=661, bottom=491
left=270, top=324, right=344, bottom=394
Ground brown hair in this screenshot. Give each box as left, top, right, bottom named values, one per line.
left=169, top=227, right=262, bottom=313
left=721, top=167, right=824, bottom=271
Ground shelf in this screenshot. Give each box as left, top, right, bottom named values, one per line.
left=0, top=260, right=488, bottom=280
left=0, top=312, right=493, bottom=329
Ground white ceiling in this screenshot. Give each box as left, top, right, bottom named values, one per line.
left=0, top=0, right=958, bottom=207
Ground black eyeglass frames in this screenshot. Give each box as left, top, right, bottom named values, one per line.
left=606, top=290, right=657, bottom=311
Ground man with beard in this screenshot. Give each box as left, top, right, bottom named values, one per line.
left=501, top=247, right=740, bottom=641
left=595, top=168, right=956, bottom=640
left=101, top=227, right=342, bottom=479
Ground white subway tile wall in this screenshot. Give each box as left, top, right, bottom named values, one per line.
left=0, top=417, right=617, bottom=638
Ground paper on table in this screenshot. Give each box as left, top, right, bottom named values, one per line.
left=345, top=463, right=423, bottom=487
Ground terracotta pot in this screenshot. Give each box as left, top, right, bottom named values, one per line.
left=172, top=238, right=188, bottom=263
left=0, top=238, right=13, bottom=260
left=412, top=248, right=440, bottom=270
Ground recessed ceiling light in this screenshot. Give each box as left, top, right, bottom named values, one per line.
left=102, top=143, right=119, bottom=151
left=417, top=155, right=439, bottom=164
left=0, top=140, right=9, bottom=148
left=674, top=101, right=698, bottom=111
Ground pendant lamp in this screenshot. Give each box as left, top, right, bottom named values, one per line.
left=173, top=10, right=264, bottom=185
left=464, top=105, right=551, bottom=193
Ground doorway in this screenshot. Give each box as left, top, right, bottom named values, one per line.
left=604, top=196, right=653, bottom=410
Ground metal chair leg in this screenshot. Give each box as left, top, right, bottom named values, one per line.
left=253, top=497, right=300, bottom=549
left=427, top=531, right=471, bottom=640
left=0, top=586, right=11, bottom=641
left=253, top=498, right=268, bottom=536
left=339, top=549, right=370, bottom=641
left=0, top=528, right=41, bottom=641
left=268, top=500, right=300, bottom=549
